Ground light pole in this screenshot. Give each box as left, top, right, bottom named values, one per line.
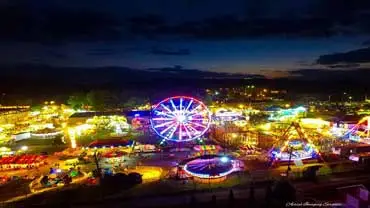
left=342, top=92, right=346, bottom=103
left=286, top=146, right=293, bottom=178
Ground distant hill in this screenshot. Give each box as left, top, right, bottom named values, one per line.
left=0, top=64, right=264, bottom=94
left=0, top=64, right=369, bottom=96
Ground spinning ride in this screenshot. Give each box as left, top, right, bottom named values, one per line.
left=182, top=155, right=240, bottom=182
left=214, top=108, right=244, bottom=122
left=268, top=106, right=306, bottom=122
left=341, top=116, right=370, bottom=144
left=271, top=139, right=317, bottom=161
left=150, top=96, right=211, bottom=142
left=270, top=122, right=321, bottom=163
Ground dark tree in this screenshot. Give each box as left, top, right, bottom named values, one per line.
left=127, top=172, right=143, bottom=184
left=229, top=189, right=235, bottom=207
left=211, top=194, right=217, bottom=205
left=123, top=96, right=149, bottom=109
left=86, top=90, right=105, bottom=111
left=249, top=184, right=255, bottom=204
left=203, top=94, right=213, bottom=106
left=190, top=194, right=197, bottom=205
left=272, top=180, right=296, bottom=205
left=265, top=180, right=273, bottom=207
left=31, top=104, right=42, bottom=112
left=67, top=92, right=87, bottom=110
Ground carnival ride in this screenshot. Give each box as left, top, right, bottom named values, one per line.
left=300, top=118, right=331, bottom=129
left=270, top=122, right=321, bottom=163
left=36, top=167, right=83, bottom=189
left=193, top=145, right=222, bottom=152
left=181, top=155, right=242, bottom=182
left=191, top=145, right=223, bottom=157
left=150, top=96, right=212, bottom=143
left=213, top=108, right=244, bottom=122
left=340, top=116, right=370, bottom=144
left=268, top=106, right=306, bottom=122
left=212, top=108, right=249, bottom=128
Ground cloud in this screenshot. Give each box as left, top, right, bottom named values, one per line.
left=150, top=47, right=191, bottom=56
left=0, top=5, right=123, bottom=42
left=128, top=15, right=337, bottom=39
left=86, top=48, right=117, bottom=56
left=1, top=1, right=370, bottom=42
left=316, top=47, right=370, bottom=65
left=126, top=0, right=370, bottom=40
left=288, top=68, right=370, bottom=83
left=128, top=15, right=165, bottom=27
left=297, top=60, right=315, bottom=67
left=327, top=63, right=360, bottom=69
left=363, top=40, right=370, bottom=46
left=46, top=51, right=69, bottom=59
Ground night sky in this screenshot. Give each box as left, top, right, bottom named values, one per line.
left=1, top=0, right=370, bottom=78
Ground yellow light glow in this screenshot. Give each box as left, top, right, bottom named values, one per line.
left=260, top=123, right=271, bottom=130
left=130, top=167, right=163, bottom=182
left=68, top=128, right=77, bottom=148
left=234, top=120, right=248, bottom=127
left=0, top=147, right=11, bottom=152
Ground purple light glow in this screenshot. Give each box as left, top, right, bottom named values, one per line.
left=182, top=156, right=239, bottom=179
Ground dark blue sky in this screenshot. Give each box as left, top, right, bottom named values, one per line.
left=1, top=0, right=370, bottom=78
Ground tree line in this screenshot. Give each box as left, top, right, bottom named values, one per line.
left=1, top=88, right=210, bottom=110
left=67, top=90, right=150, bottom=111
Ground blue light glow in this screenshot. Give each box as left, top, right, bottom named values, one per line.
left=220, top=156, right=229, bottom=163
left=183, top=156, right=237, bottom=179
left=268, top=106, right=306, bottom=121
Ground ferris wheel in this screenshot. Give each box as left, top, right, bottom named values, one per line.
left=150, top=96, right=212, bottom=142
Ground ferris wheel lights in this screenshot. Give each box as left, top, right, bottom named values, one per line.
left=177, top=114, right=187, bottom=123
left=151, top=96, right=211, bottom=142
